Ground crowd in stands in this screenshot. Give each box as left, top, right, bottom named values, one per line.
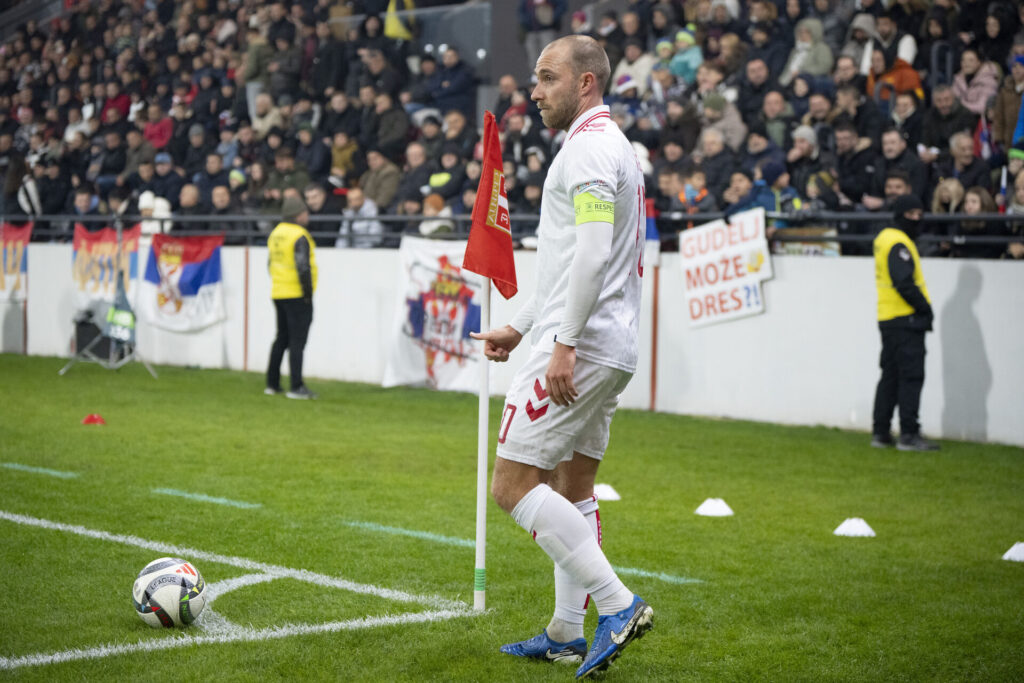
left=0, top=0, right=1021, bottom=257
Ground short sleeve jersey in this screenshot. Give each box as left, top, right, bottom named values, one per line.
left=530, top=104, right=646, bottom=373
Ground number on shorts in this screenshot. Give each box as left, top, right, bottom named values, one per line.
left=498, top=404, right=517, bottom=445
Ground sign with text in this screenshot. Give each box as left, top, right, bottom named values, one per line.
left=680, top=209, right=773, bottom=327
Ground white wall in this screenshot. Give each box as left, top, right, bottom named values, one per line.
left=15, top=244, right=1024, bottom=446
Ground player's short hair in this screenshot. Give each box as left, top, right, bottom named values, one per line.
left=549, top=35, right=611, bottom=94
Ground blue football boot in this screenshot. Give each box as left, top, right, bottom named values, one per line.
left=500, top=629, right=588, bottom=664
left=575, top=595, right=653, bottom=679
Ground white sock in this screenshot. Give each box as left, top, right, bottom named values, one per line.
left=513, top=484, right=633, bottom=616
left=546, top=496, right=600, bottom=642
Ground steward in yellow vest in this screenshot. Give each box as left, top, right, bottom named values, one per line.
left=870, top=195, right=938, bottom=451
left=266, top=196, right=318, bottom=400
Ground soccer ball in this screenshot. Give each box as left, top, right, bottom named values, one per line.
left=132, top=557, right=207, bottom=627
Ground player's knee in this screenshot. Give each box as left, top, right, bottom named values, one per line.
left=491, top=477, right=517, bottom=514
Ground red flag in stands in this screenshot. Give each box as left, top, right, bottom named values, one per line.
left=462, top=111, right=517, bottom=299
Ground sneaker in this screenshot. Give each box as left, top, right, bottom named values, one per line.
left=870, top=433, right=895, bottom=448
left=897, top=434, right=940, bottom=451
left=264, top=387, right=282, bottom=396
left=286, top=386, right=318, bottom=400
left=576, top=595, right=653, bottom=679
left=499, top=629, right=587, bottom=665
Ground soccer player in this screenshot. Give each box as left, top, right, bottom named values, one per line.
left=471, top=35, right=653, bottom=679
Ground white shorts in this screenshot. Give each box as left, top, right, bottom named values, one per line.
left=495, top=350, right=633, bottom=470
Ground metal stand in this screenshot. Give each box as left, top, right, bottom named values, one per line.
left=58, top=326, right=157, bottom=378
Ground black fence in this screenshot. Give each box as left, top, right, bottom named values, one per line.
left=5, top=211, right=1022, bottom=253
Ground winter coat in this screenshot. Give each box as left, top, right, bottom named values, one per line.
left=952, top=62, right=1000, bottom=116
left=780, top=19, right=834, bottom=86
left=702, top=103, right=748, bottom=152
left=992, top=74, right=1024, bottom=149
left=866, top=57, right=924, bottom=101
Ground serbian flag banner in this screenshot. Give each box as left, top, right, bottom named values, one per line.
left=139, top=234, right=226, bottom=332
left=462, top=110, right=517, bottom=300
left=72, top=224, right=141, bottom=309
left=1, top=222, right=31, bottom=302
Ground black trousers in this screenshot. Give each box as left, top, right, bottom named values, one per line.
left=266, top=298, right=313, bottom=391
left=872, top=327, right=926, bottom=436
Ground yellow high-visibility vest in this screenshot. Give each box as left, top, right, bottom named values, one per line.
left=268, top=222, right=318, bottom=300
left=874, top=227, right=930, bottom=321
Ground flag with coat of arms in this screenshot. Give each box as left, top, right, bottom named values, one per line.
left=462, top=110, right=517, bottom=299
left=138, top=234, right=226, bottom=332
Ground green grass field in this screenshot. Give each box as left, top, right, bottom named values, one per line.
left=1, top=353, right=1022, bottom=681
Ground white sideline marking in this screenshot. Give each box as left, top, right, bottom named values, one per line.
left=152, top=487, right=262, bottom=509
left=1, top=462, right=78, bottom=479
left=341, top=517, right=703, bottom=586
left=343, top=520, right=475, bottom=548
left=0, top=609, right=473, bottom=671
left=0, top=509, right=464, bottom=611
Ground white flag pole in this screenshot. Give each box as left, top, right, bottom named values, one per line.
left=474, top=277, right=491, bottom=611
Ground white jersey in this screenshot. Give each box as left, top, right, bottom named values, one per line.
left=530, top=104, right=646, bottom=373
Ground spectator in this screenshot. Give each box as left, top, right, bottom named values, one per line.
left=677, top=167, right=718, bottom=217
left=493, top=74, right=521, bottom=124
left=915, top=7, right=953, bottom=76
left=442, top=109, right=478, bottom=161
left=251, top=93, right=285, bottom=141
left=152, top=152, right=185, bottom=208
left=338, top=186, right=384, bottom=248
left=144, top=103, right=173, bottom=150
left=780, top=19, right=834, bottom=87
left=809, top=0, right=849, bottom=56
left=952, top=186, right=1005, bottom=258
left=890, top=92, right=924, bottom=149
left=172, top=184, right=208, bottom=232
left=329, top=131, right=365, bottom=186
left=866, top=48, right=923, bottom=105
left=303, top=182, right=344, bottom=247
left=737, top=58, right=773, bottom=128
left=732, top=160, right=802, bottom=232
left=193, top=152, right=231, bottom=205
left=610, top=38, right=658, bottom=98
left=919, top=85, right=977, bottom=162
left=1003, top=170, right=1024, bottom=259
left=396, top=141, right=435, bottom=204
left=360, top=148, right=401, bottom=212
left=867, top=127, right=927, bottom=205
left=319, top=92, right=360, bottom=140
left=787, top=124, right=835, bottom=196
left=658, top=98, right=700, bottom=156
left=701, top=93, right=747, bottom=152
left=427, top=144, right=467, bottom=200
left=93, top=131, right=127, bottom=199
left=833, top=55, right=867, bottom=92
left=430, top=46, right=477, bottom=117
left=208, top=184, right=252, bottom=244
left=834, top=121, right=879, bottom=205
left=721, top=169, right=755, bottom=214
left=121, top=129, right=155, bottom=187
left=977, top=4, right=1015, bottom=66
left=747, top=22, right=788, bottom=81
left=266, top=148, right=312, bottom=211
left=418, top=192, right=455, bottom=236
left=310, top=21, right=347, bottom=100
left=874, top=11, right=917, bottom=67
left=650, top=3, right=682, bottom=46
left=952, top=48, right=1000, bottom=117
left=371, top=92, right=410, bottom=162
left=127, top=159, right=157, bottom=197
left=216, top=125, right=240, bottom=170
left=138, top=190, right=173, bottom=238
left=834, top=84, right=884, bottom=145
left=740, top=122, right=786, bottom=177
left=992, top=55, right=1024, bottom=151
left=403, top=53, right=438, bottom=111
left=840, top=14, right=878, bottom=72
left=669, top=29, right=704, bottom=85
left=694, top=128, right=736, bottom=203
left=181, top=124, right=212, bottom=179
left=936, top=131, right=992, bottom=192
left=360, top=47, right=403, bottom=99
left=294, top=123, right=330, bottom=178
left=70, top=186, right=104, bottom=232
left=518, top=0, right=567, bottom=71
left=758, top=90, right=796, bottom=150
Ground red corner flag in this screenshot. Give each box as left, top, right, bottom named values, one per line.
left=463, top=110, right=517, bottom=299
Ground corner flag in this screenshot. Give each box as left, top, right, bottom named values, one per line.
left=462, top=110, right=517, bottom=299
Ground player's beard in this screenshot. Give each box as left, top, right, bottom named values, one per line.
left=539, top=97, right=575, bottom=131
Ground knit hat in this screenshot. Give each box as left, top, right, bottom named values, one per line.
left=189, top=123, right=204, bottom=137
left=614, top=74, right=639, bottom=94
left=675, top=29, right=696, bottom=46
left=154, top=152, right=172, bottom=164
left=703, top=93, right=727, bottom=113
left=761, top=160, right=786, bottom=186
left=656, top=39, right=674, bottom=54
left=281, top=196, right=307, bottom=222
left=791, top=125, right=817, bottom=146
left=229, top=169, right=246, bottom=185
left=423, top=193, right=445, bottom=212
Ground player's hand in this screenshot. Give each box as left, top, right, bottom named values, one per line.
left=470, top=325, right=522, bottom=362
left=545, top=342, right=578, bottom=406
